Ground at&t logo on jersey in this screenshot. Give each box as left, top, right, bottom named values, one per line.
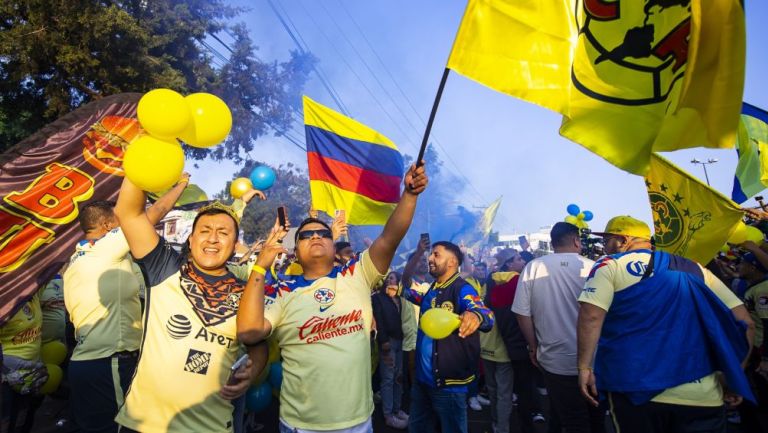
left=166, top=314, right=192, bottom=339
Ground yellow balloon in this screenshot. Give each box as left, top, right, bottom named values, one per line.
left=719, top=244, right=730, bottom=254
left=252, top=362, right=271, bottom=386
left=123, top=135, right=185, bottom=192
left=745, top=226, right=764, bottom=244
left=419, top=308, right=461, bottom=340
left=728, top=222, right=748, bottom=245
left=577, top=212, right=586, bottom=220
left=41, top=341, right=67, bottom=365
left=179, top=93, right=232, bottom=148
left=267, top=337, right=281, bottom=364
left=40, top=364, right=63, bottom=395
left=137, top=89, right=192, bottom=139
left=230, top=177, right=253, bottom=199
left=564, top=215, right=579, bottom=226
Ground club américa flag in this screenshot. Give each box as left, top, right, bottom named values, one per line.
left=731, top=102, right=768, bottom=203
left=303, top=96, right=404, bottom=225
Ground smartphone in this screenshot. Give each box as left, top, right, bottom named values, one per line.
left=420, top=233, right=431, bottom=249
left=227, top=354, right=249, bottom=385
left=277, top=206, right=288, bottom=228
left=518, top=235, right=530, bottom=251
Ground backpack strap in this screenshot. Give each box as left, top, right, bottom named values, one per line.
left=640, top=250, right=656, bottom=281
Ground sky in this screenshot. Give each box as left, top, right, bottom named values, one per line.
left=189, top=0, right=768, bottom=236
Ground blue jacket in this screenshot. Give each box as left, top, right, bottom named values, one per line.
left=595, top=250, right=755, bottom=404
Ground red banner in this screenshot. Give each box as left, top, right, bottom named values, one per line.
left=0, top=93, right=142, bottom=324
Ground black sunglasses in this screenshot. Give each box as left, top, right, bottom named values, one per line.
left=297, top=229, right=333, bottom=241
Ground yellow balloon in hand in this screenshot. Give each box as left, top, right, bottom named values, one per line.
left=230, top=177, right=253, bottom=199
left=137, top=89, right=192, bottom=139
left=41, top=341, right=67, bottom=365
left=745, top=226, right=764, bottom=244
left=40, top=364, right=63, bottom=395
left=728, top=222, right=748, bottom=245
left=420, top=308, right=461, bottom=340
left=123, top=135, right=185, bottom=192
left=179, top=93, right=232, bottom=148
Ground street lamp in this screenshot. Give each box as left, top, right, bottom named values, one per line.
left=690, top=158, right=718, bottom=186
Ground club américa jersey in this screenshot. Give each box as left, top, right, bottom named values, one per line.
left=264, top=250, right=384, bottom=430
left=116, top=239, right=246, bottom=433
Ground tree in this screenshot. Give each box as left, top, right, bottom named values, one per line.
left=214, top=161, right=311, bottom=242
left=0, top=1, right=314, bottom=160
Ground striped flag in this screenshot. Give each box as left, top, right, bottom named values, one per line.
left=731, top=103, right=768, bottom=203
left=303, top=96, right=404, bottom=225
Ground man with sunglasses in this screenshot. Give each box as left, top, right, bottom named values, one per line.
left=577, top=216, right=755, bottom=433
left=237, top=163, right=428, bottom=433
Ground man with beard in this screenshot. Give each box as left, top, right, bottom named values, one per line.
left=400, top=241, right=494, bottom=433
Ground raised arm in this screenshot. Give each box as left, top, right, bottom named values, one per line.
left=237, top=223, right=288, bottom=345
left=115, top=178, right=160, bottom=259
left=401, top=237, right=429, bottom=289
left=369, top=163, right=428, bottom=274
left=145, top=173, right=190, bottom=225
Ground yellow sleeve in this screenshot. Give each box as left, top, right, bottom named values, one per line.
left=263, top=290, right=283, bottom=335
left=96, top=228, right=131, bottom=261
left=355, top=250, right=386, bottom=290
left=579, top=258, right=616, bottom=311
left=699, top=265, right=742, bottom=309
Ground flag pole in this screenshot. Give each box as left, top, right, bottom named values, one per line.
left=416, top=68, right=450, bottom=167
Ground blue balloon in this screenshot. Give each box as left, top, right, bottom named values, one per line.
left=268, top=361, right=283, bottom=389
left=566, top=204, right=580, bottom=216
left=583, top=210, right=594, bottom=222
left=245, top=382, right=272, bottom=413
left=249, top=166, right=276, bottom=191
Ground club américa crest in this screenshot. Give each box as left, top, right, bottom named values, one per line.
left=649, top=191, right=683, bottom=248
left=573, top=0, right=691, bottom=105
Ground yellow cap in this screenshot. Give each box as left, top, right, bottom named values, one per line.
left=593, top=215, right=651, bottom=240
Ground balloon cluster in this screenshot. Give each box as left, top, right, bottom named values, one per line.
left=230, top=166, right=277, bottom=199
left=563, top=204, right=593, bottom=230
left=127, top=89, right=232, bottom=192
left=40, top=341, right=67, bottom=394
left=245, top=336, right=282, bottom=413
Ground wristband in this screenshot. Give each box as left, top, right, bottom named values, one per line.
left=578, top=366, right=593, bottom=371
left=251, top=264, right=267, bottom=276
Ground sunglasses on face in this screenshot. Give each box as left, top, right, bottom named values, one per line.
left=297, top=229, right=333, bottom=241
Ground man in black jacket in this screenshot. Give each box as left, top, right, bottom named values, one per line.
left=400, top=241, right=494, bottom=433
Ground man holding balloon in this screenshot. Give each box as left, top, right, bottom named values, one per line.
left=399, top=241, right=494, bottom=433
left=237, top=162, right=428, bottom=433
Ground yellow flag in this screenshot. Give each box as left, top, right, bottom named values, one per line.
left=478, top=196, right=502, bottom=238
left=646, top=154, right=744, bottom=264
left=448, top=0, right=746, bottom=175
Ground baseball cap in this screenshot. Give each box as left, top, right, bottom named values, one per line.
left=593, top=215, right=652, bottom=240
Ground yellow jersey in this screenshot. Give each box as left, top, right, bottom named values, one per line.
left=264, top=250, right=384, bottom=430
left=0, top=293, right=42, bottom=361
left=63, top=228, right=142, bottom=360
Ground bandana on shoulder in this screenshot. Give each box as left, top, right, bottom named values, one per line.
left=180, top=263, right=244, bottom=327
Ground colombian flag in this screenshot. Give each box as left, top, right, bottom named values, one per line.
left=731, top=103, right=768, bottom=203
left=303, top=96, right=404, bottom=225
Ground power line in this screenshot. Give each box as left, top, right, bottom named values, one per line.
left=290, top=1, right=420, bottom=153
left=266, top=0, right=352, bottom=117
left=335, top=1, right=514, bottom=232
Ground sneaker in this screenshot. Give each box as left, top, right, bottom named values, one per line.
left=476, top=394, right=491, bottom=406
left=469, top=396, right=482, bottom=411
left=394, top=410, right=409, bottom=422
left=532, top=412, right=546, bottom=424
left=385, top=414, right=408, bottom=429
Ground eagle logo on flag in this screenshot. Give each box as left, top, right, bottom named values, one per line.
left=574, top=0, right=691, bottom=105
